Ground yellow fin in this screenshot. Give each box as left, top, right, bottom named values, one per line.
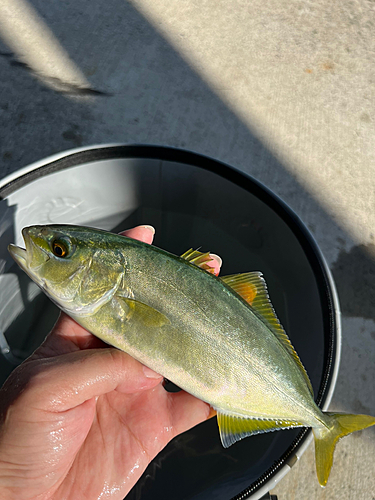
left=221, top=272, right=260, bottom=305
left=114, top=296, right=170, bottom=327
left=217, top=411, right=303, bottom=448
left=313, top=412, right=375, bottom=486
left=180, top=248, right=215, bottom=274
left=236, top=272, right=314, bottom=396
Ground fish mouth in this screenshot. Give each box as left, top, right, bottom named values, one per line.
left=8, top=227, right=46, bottom=273
left=8, top=243, right=27, bottom=269
left=8, top=227, right=32, bottom=271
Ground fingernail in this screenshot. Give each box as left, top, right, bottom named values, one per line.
left=140, top=225, right=155, bottom=235
left=209, top=253, right=222, bottom=268
left=143, top=365, right=162, bottom=378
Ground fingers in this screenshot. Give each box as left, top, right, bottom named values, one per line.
left=208, top=254, right=222, bottom=276
left=120, top=225, right=155, bottom=244
left=166, top=390, right=215, bottom=438
left=22, top=348, right=163, bottom=412
left=120, top=226, right=223, bottom=278
left=30, top=313, right=106, bottom=359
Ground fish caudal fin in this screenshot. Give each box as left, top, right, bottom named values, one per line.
left=313, top=412, right=375, bottom=487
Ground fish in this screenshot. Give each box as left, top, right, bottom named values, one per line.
left=8, top=224, right=375, bottom=487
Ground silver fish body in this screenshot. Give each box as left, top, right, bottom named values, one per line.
left=8, top=225, right=375, bottom=486
left=79, top=240, right=315, bottom=422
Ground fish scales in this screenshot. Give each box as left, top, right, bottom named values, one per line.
left=86, top=238, right=315, bottom=421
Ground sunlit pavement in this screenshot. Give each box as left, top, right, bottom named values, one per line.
left=1, top=1, right=374, bottom=499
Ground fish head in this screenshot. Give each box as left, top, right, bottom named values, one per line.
left=8, top=225, right=126, bottom=315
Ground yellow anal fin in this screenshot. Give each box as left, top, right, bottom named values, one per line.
left=114, top=295, right=170, bottom=327
left=313, top=412, right=375, bottom=487
left=217, top=411, right=303, bottom=448
left=225, top=271, right=314, bottom=397
left=221, top=272, right=261, bottom=305
left=180, top=248, right=215, bottom=273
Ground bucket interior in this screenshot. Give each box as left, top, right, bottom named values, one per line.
left=0, top=146, right=338, bottom=500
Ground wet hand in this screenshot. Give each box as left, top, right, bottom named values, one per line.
left=0, top=226, right=220, bottom=500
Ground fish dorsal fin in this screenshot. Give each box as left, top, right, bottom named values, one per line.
left=221, top=272, right=261, bottom=305
left=180, top=248, right=215, bottom=274
left=217, top=411, right=303, bottom=448
left=224, top=272, right=314, bottom=397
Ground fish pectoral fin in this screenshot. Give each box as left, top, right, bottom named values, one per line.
left=114, top=296, right=170, bottom=327
left=217, top=411, right=303, bottom=448
left=180, top=248, right=216, bottom=274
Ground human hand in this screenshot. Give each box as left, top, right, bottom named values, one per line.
left=0, top=226, right=221, bottom=500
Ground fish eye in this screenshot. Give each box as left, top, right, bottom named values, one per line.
left=52, top=239, right=69, bottom=258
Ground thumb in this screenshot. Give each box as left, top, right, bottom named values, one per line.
left=15, top=348, right=163, bottom=413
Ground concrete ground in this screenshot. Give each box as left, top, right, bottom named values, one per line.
left=1, top=0, right=374, bottom=498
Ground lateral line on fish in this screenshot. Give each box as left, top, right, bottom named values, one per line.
left=136, top=267, right=321, bottom=424
left=135, top=268, right=325, bottom=427
left=136, top=267, right=225, bottom=331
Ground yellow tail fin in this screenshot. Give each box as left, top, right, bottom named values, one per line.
left=313, top=412, right=375, bottom=487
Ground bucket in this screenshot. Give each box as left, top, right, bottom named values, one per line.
left=0, top=145, right=340, bottom=500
